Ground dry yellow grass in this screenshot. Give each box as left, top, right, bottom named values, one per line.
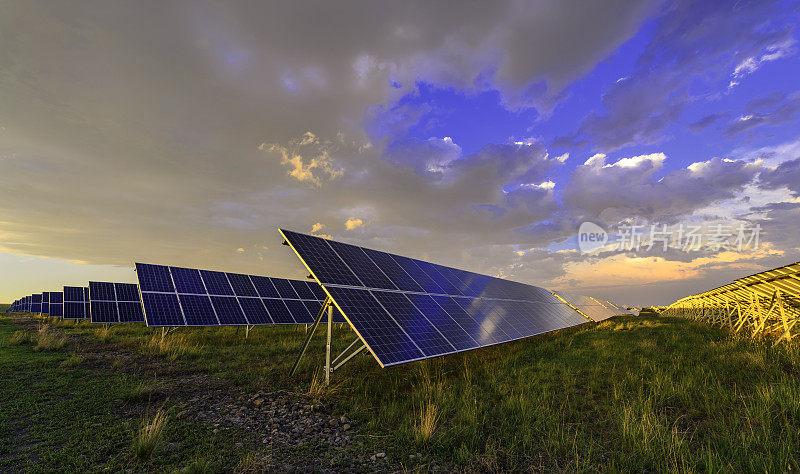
left=134, top=408, right=168, bottom=461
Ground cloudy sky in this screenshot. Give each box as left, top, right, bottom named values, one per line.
left=1, top=0, right=799, bottom=306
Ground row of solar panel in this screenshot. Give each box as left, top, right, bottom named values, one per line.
left=552, top=291, right=620, bottom=322
left=280, top=229, right=558, bottom=303
left=279, top=230, right=599, bottom=366
left=133, top=263, right=343, bottom=326
left=5, top=269, right=338, bottom=327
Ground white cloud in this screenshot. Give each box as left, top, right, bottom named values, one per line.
left=344, top=218, right=364, bottom=230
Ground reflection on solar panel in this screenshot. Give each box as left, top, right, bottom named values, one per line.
left=63, top=286, right=90, bottom=319
left=88, top=282, right=145, bottom=323
left=280, top=229, right=589, bottom=368
left=552, top=291, right=619, bottom=322
left=135, top=263, right=336, bottom=327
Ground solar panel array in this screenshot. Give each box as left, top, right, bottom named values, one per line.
left=88, top=282, right=146, bottom=323
left=64, top=286, right=90, bottom=319
left=41, top=291, right=51, bottom=316
left=49, top=292, right=63, bottom=318
left=280, top=229, right=590, bottom=367
left=31, top=293, right=42, bottom=314
left=552, top=291, right=620, bottom=322
left=135, top=263, right=338, bottom=327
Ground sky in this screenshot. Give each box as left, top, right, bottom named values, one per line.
left=1, top=0, right=799, bottom=306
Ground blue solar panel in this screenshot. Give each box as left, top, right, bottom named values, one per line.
left=251, top=276, right=280, bottom=298
left=178, top=294, right=218, bottom=325
left=115, top=283, right=141, bottom=303
left=270, top=278, right=299, bottom=299
left=283, top=300, right=314, bottom=324
left=200, top=270, right=235, bottom=296
left=289, top=280, right=316, bottom=300
left=239, top=297, right=272, bottom=324
left=372, top=291, right=455, bottom=357
left=141, top=293, right=184, bottom=326
left=64, top=286, right=84, bottom=303
left=228, top=273, right=258, bottom=297
left=90, top=282, right=116, bottom=301
left=210, top=296, right=247, bottom=325
left=261, top=298, right=295, bottom=324
left=88, top=282, right=144, bottom=323
left=407, top=294, right=481, bottom=350
left=136, top=263, right=174, bottom=292
left=281, top=229, right=590, bottom=367
left=49, top=292, right=63, bottom=318
left=171, top=266, right=206, bottom=294
left=326, top=286, right=425, bottom=366
left=118, top=302, right=145, bottom=323
left=361, top=247, right=425, bottom=292
left=389, top=254, right=445, bottom=294
left=136, top=262, right=329, bottom=327
left=64, top=302, right=85, bottom=318
left=92, top=301, right=117, bottom=323
left=280, top=230, right=363, bottom=286
left=326, top=240, right=397, bottom=290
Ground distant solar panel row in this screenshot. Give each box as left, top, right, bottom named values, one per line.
left=553, top=291, right=619, bottom=322
left=280, top=229, right=590, bottom=367
left=64, top=286, right=90, bottom=319
left=135, top=263, right=339, bottom=327
left=88, top=282, right=145, bottom=323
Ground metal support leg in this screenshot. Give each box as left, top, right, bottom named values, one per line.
left=245, top=325, right=253, bottom=338
left=333, top=343, right=366, bottom=372
left=325, top=304, right=333, bottom=386
left=332, top=336, right=361, bottom=367
left=289, top=297, right=329, bottom=376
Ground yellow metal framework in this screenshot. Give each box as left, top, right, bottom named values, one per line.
left=662, top=262, right=800, bottom=344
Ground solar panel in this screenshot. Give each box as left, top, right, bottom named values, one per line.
left=31, top=294, right=42, bottom=314
left=41, top=292, right=51, bottom=316
left=88, top=282, right=145, bottom=323
left=63, top=286, right=89, bottom=319
left=134, top=263, right=338, bottom=327
left=280, top=229, right=590, bottom=367
left=49, top=292, right=63, bottom=318
left=552, top=291, right=619, bottom=322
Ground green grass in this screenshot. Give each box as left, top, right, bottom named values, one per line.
left=0, top=318, right=256, bottom=472
left=2, top=313, right=800, bottom=471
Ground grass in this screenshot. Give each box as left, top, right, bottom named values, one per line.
left=0, top=317, right=255, bottom=471
left=134, top=408, right=168, bottom=461
left=2, top=312, right=800, bottom=471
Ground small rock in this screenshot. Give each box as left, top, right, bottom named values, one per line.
left=253, top=398, right=264, bottom=406
left=342, top=423, right=351, bottom=431
left=376, top=452, right=386, bottom=459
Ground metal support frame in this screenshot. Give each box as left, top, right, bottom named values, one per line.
left=245, top=325, right=254, bottom=338
left=288, top=297, right=364, bottom=386
left=663, top=262, right=800, bottom=344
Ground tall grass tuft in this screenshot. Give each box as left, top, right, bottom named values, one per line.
left=59, top=354, right=84, bottom=368
left=134, top=408, right=168, bottom=461
left=94, top=325, right=114, bottom=342
left=144, top=332, right=199, bottom=360
left=9, top=330, right=33, bottom=345
left=414, top=400, right=440, bottom=443
left=33, top=324, right=66, bottom=352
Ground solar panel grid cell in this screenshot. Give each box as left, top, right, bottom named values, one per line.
left=228, top=273, right=258, bottom=297
left=251, top=276, right=280, bottom=298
